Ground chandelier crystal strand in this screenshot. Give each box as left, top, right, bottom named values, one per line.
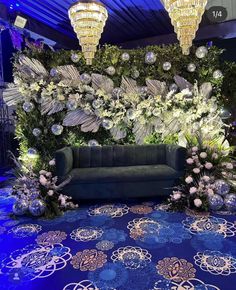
left=163, top=0, right=208, bottom=55
left=68, top=1, right=108, bottom=65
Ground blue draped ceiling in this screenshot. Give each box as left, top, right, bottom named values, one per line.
left=1, top=0, right=174, bottom=45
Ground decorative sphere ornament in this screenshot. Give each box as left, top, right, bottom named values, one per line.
left=92, top=99, right=103, bottom=109
left=105, top=66, right=116, bottom=76
left=32, top=128, right=42, bottom=137
left=88, top=139, right=99, bottom=146
left=224, top=194, right=236, bottom=212
left=71, top=53, right=80, bottom=63
left=126, top=108, right=136, bottom=120
left=131, top=69, right=140, bottom=79
left=208, top=194, right=224, bottom=211
left=51, top=124, right=64, bottom=136
left=219, top=108, right=232, bottom=120
left=13, top=199, right=29, bottom=216
left=50, top=68, right=58, bottom=77
left=102, top=118, right=113, bottom=130
left=215, top=179, right=230, bottom=196
left=145, top=52, right=156, bottom=64
left=187, top=63, right=196, bottom=72
left=29, top=199, right=46, bottom=217
left=80, top=73, right=91, bottom=84
left=195, top=46, right=208, bottom=58
left=27, top=148, right=38, bottom=156
left=112, top=87, right=123, bottom=99
left=213, top=70, right=223, bottom=79
left=162, top=62, right=172, bottom=71
left=169, top=83, right=178, bottom=93
left=23, top=102, right=34, bottom=113
left=66, top=100, right=77, bottom=111
left=121, top=52, right=130, bottom=61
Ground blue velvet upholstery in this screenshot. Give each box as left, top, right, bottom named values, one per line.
left=55, top=144, right=186, bottom=200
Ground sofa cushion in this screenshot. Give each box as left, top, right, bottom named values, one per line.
left=68, top=164, right=180, bottom=184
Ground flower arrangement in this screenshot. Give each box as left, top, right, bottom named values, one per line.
left=169, top=136, right=236, bottom=212
left=11, top=155, right=78, bottom=218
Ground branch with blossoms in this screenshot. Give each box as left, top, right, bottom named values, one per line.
left=169, top=137, right=236, bottom=212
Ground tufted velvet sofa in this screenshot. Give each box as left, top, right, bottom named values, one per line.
left=55, top=144, right=186, bottom=201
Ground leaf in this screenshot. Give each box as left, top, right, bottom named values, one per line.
left=56, top=65, right=80, bottom=81
left=133, top=121, right=153, bottom=144
left=110, top=127, right=127, bottom=140
left=146, top=79, right=167, bottom=96
left=3, top=86, right=23, bottom=106
left=18, top=55, right=48, bottom=78
left=200, top=82, right=213, bottom=99
left=121, top=77, right=139, bottom=94
left=91, top=74, right=114, bottom=94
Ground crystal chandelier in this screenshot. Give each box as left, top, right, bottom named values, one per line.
left=162, top=0, right=208, bottom=55
left=68, top=0, right=108, bottom=65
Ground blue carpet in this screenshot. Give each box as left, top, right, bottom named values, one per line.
left=0, top=186, right=235, bottom=290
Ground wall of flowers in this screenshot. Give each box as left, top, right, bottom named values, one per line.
left=4, top=44, right=236, bottom=215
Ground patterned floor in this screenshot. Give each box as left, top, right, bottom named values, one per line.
left=0, top=186, right=235, bottom=290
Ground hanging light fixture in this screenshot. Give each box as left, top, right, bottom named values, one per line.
left=68, top=0, right=108, bottom=65
left=162, top=0, right=208, bottom=55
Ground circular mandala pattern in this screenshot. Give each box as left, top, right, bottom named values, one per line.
left=152, top=278, right=220, bottom=290
left=111, top=246, right=151, bottom=269
left=183, top=216, right=236, bottom=237
left=156, top=257, right=196, bottom=282
left=71, top=249, right=107, bottom=271
left=1, top=243, right=72, bottom=280
left=63, top=280, right=99, bottom=290
left=88, top=204, right=129, bottom=218
left=130, top=205, right=153, bottom=214
left=88, top=262, right=128, bottom=289
left=36, top=230, right=67, bottom=245
left=185, top=208, right=210, bottom=218
left=96, top=240, right=115, bottom=251
left=8, top=224, right=42, bottom=238
left=70, top=227, right=103, bottom=242
left=194, top=250, right=236, bottom=275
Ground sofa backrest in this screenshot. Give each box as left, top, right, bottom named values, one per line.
left=72, top=144, right=167, bottom=168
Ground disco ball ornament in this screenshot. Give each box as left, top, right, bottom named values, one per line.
left=138, top=86, right=148, bottom=97
left=71, top=53, right=80, bottom=63
left=145, top=52, right=156, bottom=64
left=102, top=118, right=113, bottom=130
left=66, top=100, right=77, bottom=111
left=13, top=199, right=29, bottom=216
left=112, top=88, right=123, bottom=99
left=88, top=139, right=99, bottom=146
left=23, top=102, right=34, bottom=113
left=131, top=69, right=140, bottom=79
left=51, top=124, right=64, bottom=136
left=80, top=73, right=91, bottom=84
left=219, top=108, right=232, bottom=120
left=195, top=46, right=208, bottom=58
left=105, top=66, right=116, bottom=76
left=213, top=70, right=223, bottom=79
left=163, top=62, right=172, bottom=71
left=121, top=52, right=130, bottom=61
left=27, top=148, right=38, bottom=156
left=29, top=199, right=46, bottom=217
left=224, top=194, right=236, bottom=212
left=215, top=179, right=230, bottom=196
left=32, top=128, right=42, bottom=137
left=92, top=99, right=103, bottom=109
left=169, top=83, right=178, bottom=93
left=126, top=108, right=136, bottom=120
left=187, top=63, right=196, bottom=72
left=50, top=68, right=58, bottom=77
left=208, top=194, right=224, bottom=211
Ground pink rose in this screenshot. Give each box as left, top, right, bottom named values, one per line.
left=192, top=146, right=198, bottom=152
left=207, top=188, right=214, bottom=196
left=186, top=158, right=194, bottom=164
left=48, top=190, right=54, bottom=196
left=172, top=193, right=181, bottom=200
left=205, top=162, right=213, bottom=170
left=200, top=152, right=207, bottom=159
left=39, top=175, right=47, bottom=186
left=185, top=176, right=193, bottom=184
left=190, top=187, right=197, bottom=194
left=46, top=172, right=52, bottom=177
left=49, top=159, right=56, bottom=166
left=193, top=168, right=200, bottom=174
left=21, top=176, right=27, bottom=181
left=39, top=170, right=47, bottom=175
left=194, top=198, right=202, bottom=208
left=202, top=175, right=210, bottom=182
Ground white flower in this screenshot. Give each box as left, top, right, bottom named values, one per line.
left=192, top=146, right=198, bottom=152
left=49, top=159, right=56, bottom=166
left=200, top=152, right=207, bottom=158
left=185, top=176, right=193, bottom=184
left=212, top=153, right=218, bottom=159
left=202, top=175, right=210, bottom=182
left=193, top=168, right=200, bottom=174
left=186, top=158, right=194, bottom=164
left=190, top=187, right=197, bottom=194
left=194, top=198, right=202, bottom=208
left=205, top=162, right=213, bottom=170
left=39, top=170, right=47, bottom=175
left=226, top=163, right=234, bottom=170
left=48, top=190, right=54, bottom=196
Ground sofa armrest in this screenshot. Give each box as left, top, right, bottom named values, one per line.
left=166, top=145, right=187, bottom=171
left=55, top=147, right=73, bottom=177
